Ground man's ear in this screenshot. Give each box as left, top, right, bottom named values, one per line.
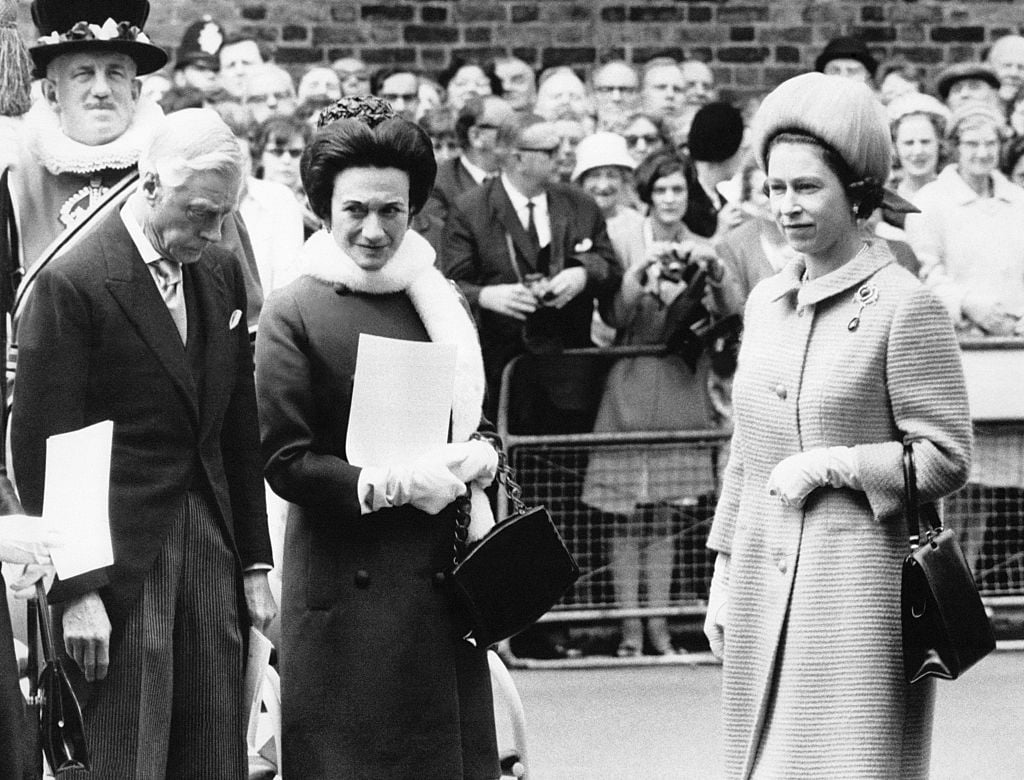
left=141, top=173, right=160, bottom=201
left=130, top=76, right=142, bottom=103
left=41, top=79, right=60, bottom=112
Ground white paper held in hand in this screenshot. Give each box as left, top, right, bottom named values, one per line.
left=42, top=420, right=115, bottom=580
left=345, top=334, right=457, bottom=468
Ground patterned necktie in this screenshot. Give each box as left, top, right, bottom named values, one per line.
left=151, top=258, right=187, bottom=345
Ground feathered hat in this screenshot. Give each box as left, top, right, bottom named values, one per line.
left=29, top=0, right=168, bottom=79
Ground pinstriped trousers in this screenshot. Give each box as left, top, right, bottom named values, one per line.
left=59, top=490, right=246, bottom=779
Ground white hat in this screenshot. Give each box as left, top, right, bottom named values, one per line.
left=887, top=91, right=952, bottom=133
left=571, top=132, right=636, bottom=183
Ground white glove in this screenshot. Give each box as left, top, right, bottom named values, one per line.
left=0, top=514, right=60, bottom=566
left=362, top=459, right=468, bottom=516
left=436, top=440, right=499, bottom=486
left=703, top=553, right=729, bottom=660
left=765, top=446, right=861, bottom=509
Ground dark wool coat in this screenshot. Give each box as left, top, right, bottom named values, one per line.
left=708, top=242, right=972, bottom=779
left=256, top=268, right=499, bottom=779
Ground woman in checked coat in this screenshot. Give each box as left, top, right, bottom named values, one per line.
left=703, top=73, right=972, bottom=779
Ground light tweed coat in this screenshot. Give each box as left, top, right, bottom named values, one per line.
left=708, top=241, right=972, bottom=779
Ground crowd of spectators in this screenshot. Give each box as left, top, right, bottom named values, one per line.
left=23, top=12, right=1024, bottom=658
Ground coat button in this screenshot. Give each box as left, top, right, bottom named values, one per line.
left=778, top=559, right=787, bottom=574
left=775, top=384, right=787, bottom=400
left=432, top=571, right=447, bottom=588
left=354, top=569, right=371, bottom=588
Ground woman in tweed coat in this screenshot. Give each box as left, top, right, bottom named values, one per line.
left=704, top=73, right=972, bottom=779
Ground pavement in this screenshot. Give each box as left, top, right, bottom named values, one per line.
left=503, top=648, right=1024, bottom=779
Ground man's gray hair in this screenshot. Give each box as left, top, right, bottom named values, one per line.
left=139, top=108, right=246, bottom=190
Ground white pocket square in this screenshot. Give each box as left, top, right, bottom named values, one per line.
left=229, top=309, right=242, bottom=330
left=573, top=238, right=593, bottom=253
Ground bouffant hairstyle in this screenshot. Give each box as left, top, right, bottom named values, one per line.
left=634, top=149, right=698, bottom=206
left=301, top=117, right=437, bottom=219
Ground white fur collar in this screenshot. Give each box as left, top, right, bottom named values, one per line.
left=299, top=229, right=486, bottom=445
left=300, top=228, right=494, bottom=540
left=24, top=95, right=164, bottom=176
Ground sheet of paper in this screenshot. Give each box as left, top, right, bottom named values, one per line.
left=244, top=627, right=274, bottom=749
left=346, top=334, right=457, bottom=467
left=43, top=420, right=114, bottom=580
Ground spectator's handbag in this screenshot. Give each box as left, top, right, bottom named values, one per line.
left=447, top=453, right=580, bottom=647
left=901, top=442, right=995, bottom=683
left=29, top=582, right=89, bottom=775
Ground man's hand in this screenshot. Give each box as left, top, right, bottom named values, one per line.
left=543, top=267, right=587, bottom=309
left=63, top=591, right=111, bottom=682
left=478, top=283, right=538, bottom=320
left=243, top=570, right=277, bottom=635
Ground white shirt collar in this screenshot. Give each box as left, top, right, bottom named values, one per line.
left=500, top=175, right=551, bottom=248
left=459, top=155, right=491, bottom=185
left=119, top=198, right=165, bottom=265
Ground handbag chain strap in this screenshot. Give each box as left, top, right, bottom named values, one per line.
left=35, top=581, right=58, bottom=665
left=450, top=434, right=529, bottom=565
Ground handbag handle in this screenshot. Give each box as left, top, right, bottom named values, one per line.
left=903, top=441, right=942, bottom=548
left=34, top=581, right=58, bottom=666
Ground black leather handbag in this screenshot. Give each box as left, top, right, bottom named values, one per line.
left=29, top=582, right=89, bottom=775
left=447, top=451, right=580, bottom=648
left=901, top=442, right=995, bottom=684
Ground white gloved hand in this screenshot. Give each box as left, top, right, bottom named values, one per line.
left=765, top=446, right=861, bottom=509
left=0, top=514, right=61, bottom=566
left=365, top=459, right=468, bottom=515
left=436, top=440, right=499, bottom=486
left=703, top=553, right=729, bottom=660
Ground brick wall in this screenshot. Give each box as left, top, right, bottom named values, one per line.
left=15, top=0, right=1024, bottom=99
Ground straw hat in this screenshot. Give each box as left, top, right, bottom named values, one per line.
left=571, top=132, right=636, bottom=183
left=887, top=91, right=952, bottom=134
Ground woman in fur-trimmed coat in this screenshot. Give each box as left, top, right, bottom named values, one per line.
left=256, top=98, right=500, bottom=779
left=704, top=74, right=972, bottom=779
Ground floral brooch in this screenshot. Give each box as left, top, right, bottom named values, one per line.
left=848, top=283, right=879, bottom=331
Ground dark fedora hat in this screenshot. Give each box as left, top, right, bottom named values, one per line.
left=934, top=62, right=1001, bottom=102
left=29, top=0, right=168, bottom=79
left=814, top=36, right=878, bottom=79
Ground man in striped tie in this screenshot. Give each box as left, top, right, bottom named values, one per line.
left=11, top=108, right=275, bottom=779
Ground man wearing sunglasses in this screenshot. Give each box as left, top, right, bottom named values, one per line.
left=440, top=114, right=620, bottom=431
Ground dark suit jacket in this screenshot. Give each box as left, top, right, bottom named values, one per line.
left=421, top=156, right=481, bottom=226
left=439, top=178, right=621, bottom=426
left=11, top=207, right=271, bottom=624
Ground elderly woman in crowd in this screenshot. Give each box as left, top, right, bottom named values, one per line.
left=704, top=72, right=972, bottom=778
left=582, top=149, right=731, bottom=656
left=256, top=97, right=501, bottom=777
left=440, top=58, right=499, bottom=112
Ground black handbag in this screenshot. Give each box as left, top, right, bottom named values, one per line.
left=900, top=442, right=995, bottom=684
left=29, top=582, right=89, bottom=775
left=447, top=449, right=580, bottom=648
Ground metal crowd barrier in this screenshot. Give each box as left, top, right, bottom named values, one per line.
left=496, top=340, right=1024, bottom=627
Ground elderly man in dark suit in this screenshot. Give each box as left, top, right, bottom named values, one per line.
left=11, top=108, right=275, bottom=779
left=439, top=113, right=621, bottom=432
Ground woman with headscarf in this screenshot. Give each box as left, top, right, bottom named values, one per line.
left=255, top=96, right=501, bottom=778
left=704, top=73, right=972, bottom=778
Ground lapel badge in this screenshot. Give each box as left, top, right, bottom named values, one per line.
left=229, top=309, right=242, bottom=330
left=847, top=283, right=879, bottom=331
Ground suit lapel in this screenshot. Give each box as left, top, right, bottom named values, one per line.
left=102, top=218, right=200, bottom=428
left=489, top=181, right=537, bottom=273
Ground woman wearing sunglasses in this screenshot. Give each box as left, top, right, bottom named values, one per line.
left=252, top=116, right=318, bottom=237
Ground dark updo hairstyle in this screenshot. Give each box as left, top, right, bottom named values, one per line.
left=765, top=130, right=884, bottom=219
left=301, top=117, right=438, bottom=219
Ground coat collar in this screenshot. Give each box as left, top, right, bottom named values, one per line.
left=299, top=229, right=486, bottom=445
left=23, top=96, right=165, bottom=177
left=767, top=239, right=894, bottom=307
left=934, top=163, right=1024, bottom=207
